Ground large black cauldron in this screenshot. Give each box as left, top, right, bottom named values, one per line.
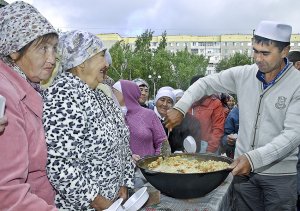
left=136, top=153, right=233, bottom=199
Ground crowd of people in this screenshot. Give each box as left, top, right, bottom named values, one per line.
left=1, top=1, right=300, bottom=211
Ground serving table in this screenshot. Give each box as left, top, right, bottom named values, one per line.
left=141, top=174, right=233, bottom=211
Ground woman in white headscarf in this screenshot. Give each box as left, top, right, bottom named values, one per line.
left=43, top=30, right=134, bottom=211
left=154, top=87, right=201, bottom=153
left=0, top=2, right=58, bottom=210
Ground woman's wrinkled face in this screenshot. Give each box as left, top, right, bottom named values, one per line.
left=138, top=85, right=149, bottom=105
left=79, top=51, right=109, bottom=89
left=11, top=36, right=58, bottom=83
left=156, top=96, right=174, bottom=118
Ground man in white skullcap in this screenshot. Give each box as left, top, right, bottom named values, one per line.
left=166, top=20, right=299, bottom=210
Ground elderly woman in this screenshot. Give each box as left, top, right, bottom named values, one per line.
left=43, top=30, right=134, bottom=211
left=173, top=89, right=184, bottom=103
left=113, top=80, right=167, bottom=188
left=154, top=87, right=176, bottom=132
left=132, top=78, right=150, bottom=108
left=0, top=2, right=58, bottom=210
left=112, top=80, right=167, bottom=159
left=154, top=87, right=201, bottom=152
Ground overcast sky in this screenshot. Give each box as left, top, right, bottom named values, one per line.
left=6, top=0, right=300, bottom=37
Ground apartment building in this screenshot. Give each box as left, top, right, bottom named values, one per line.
left=97, top=33, right=300, bottom=74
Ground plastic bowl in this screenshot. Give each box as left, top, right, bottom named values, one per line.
left=123, top=187, right=149, bottom=211
left=104, top=198, right=124, bottom=211
left=183, top=136, right=197, bottom=153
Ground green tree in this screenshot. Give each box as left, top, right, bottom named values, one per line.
left=156, top=31, right=167, bottom=52
left=108, top=29, right=209, bottom=92
left=216, top=52, right=252, bottom=72
left=170, top=49, right=208, bottom=90
left=108, top=40, right=131, bottom=80
left=134, top=29, right=153, bottom=53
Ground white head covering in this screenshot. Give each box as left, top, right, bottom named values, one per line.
left=255, top=20, right=292, bottom=42
left=154, top=89, right=176, bottom=105
left=112, top=81, right=122, bottom=93
left=132, top=78, right=149, bottom=88
left=157, top=86, right=174, bottom=93
left=173, top=89, right=184, bottom=98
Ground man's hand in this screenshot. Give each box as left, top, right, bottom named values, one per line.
left=165, top=108, right=184, bottom=131
left=90, top=195, right=113, bottom=211
left=118, top=186, right=128, bottom=201
left=228, top=154, right=251, bottom=176
left=227, top=134, right=237, bottom=146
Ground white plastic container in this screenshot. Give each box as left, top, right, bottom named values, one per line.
left=183, top=136, right=197, bottom=153
left=104, top=198, right=124, bottom=211
left=123, top=187, right=149, bottom=211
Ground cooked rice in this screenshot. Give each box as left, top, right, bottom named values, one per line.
left=148, top=156, right=229, bottom=173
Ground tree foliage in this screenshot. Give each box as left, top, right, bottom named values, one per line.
left=108, top=30, right=209, bottom=95
left=215, top=52, right=252, bottom=72
left=156, top=31, right=167, bottom=52
left=134, top=29, right=153, bottom=53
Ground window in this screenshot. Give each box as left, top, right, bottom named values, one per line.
left=248, top=49, right=252, bottom=55
left=192, top=42, right=197, bottom=46
left=191, top=49, right=199, bottom=54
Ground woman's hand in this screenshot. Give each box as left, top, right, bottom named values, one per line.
left=132, top=154, right=141, bottom=164
left=118, top=186, right=128, bottom=201
left=90, top=195, right=113, bottom=211
left=0, top=116, right=8, bottom=133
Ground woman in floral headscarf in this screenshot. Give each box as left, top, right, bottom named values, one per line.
left=43, top=30, right=134, bottom=211
left=0, top=2, right=58, bottom=210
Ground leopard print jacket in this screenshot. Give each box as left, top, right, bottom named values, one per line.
left=43, top=72, right=134, bottom=210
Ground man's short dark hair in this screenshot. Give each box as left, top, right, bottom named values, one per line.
left=287, top=51, right=300, bottom=65
left=190, top=74, right=205, bottom=85
left=253, top=35, right=290, bottom=52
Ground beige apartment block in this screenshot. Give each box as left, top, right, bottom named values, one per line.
left=97, top=33, right=300, bottom=74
